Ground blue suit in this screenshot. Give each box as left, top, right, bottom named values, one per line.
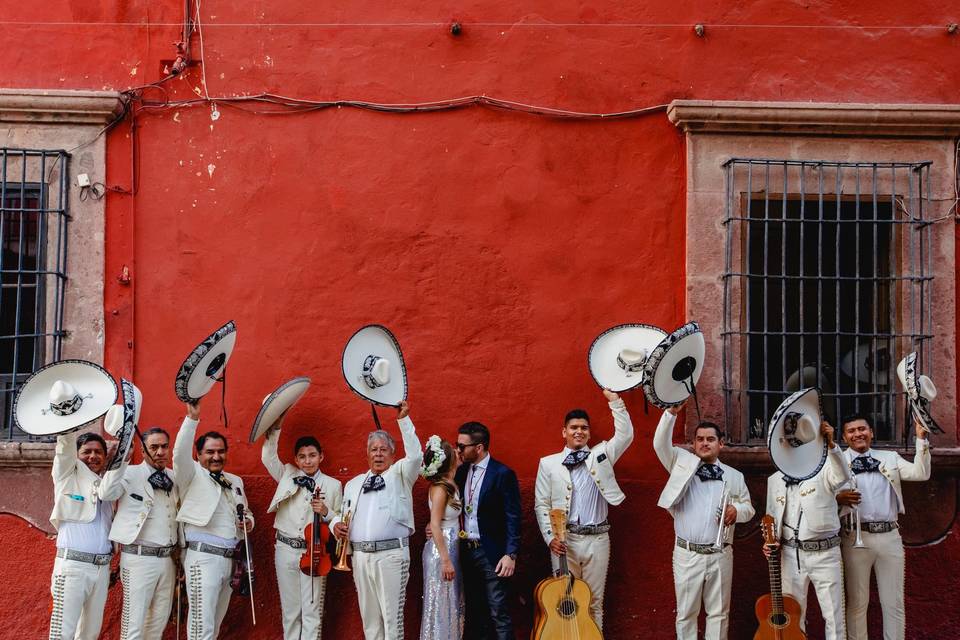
left=456, top=456, right=521, bottom=640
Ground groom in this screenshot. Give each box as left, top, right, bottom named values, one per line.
left=455, top=421, right=522, bottom=640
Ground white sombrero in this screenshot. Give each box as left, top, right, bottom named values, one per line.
left=587, top=323, right=668, bottom=392
left=768, top=387, right=827, bottom=481
left=641, top=322, right=706, bottom=409
left=174, top=321, right=237, bottom=403
left=13, top=360, right=118, bottom=437
left=896, top=352, right=942, bottom=433
left=249, top=377, right=312, bottom=443
left=840, top=343, right=891, bottom=385
left=342, top=325, right=407, bottom=407
left=104, top=379, right=143, bottom=471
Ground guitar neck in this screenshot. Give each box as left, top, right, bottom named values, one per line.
left=767, top=551, right=784, bottom=615
left=558, top=552, right=569, bottom=576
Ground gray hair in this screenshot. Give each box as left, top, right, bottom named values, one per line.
left=367, top=430, right=396, bottom=454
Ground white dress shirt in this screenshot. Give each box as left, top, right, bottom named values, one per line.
left=349, top=473, right=412, bottom=543
left=672, top=465, right=724, bottom=544
left=463, top=455, right=490, bottom=540
left=845, top=448, right=899, bottom=523
left=563, top=446, right=608, bottom=526
left=184, top=486, right=240, bottom=548
left=57, top=499, right=113, bottom=554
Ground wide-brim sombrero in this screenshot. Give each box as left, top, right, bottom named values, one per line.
left=249, top=377, right=312, bottom=443
left=768, top=387, right=827, bottom=482
left=641, top=322, right=706, bottom=408
left=13, top=360, right=118, bottom=437
left=174, top=321, right=237, bottom=403
left=896, top=352, right=942, bottom=433
left=105, top=379, right=143, bottom=471
left=342, top=325, right=407, bottom=407
left=587, top=323, right=668, bottom=392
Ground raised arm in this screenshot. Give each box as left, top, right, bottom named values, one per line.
left=52, top=433, right=79, bottom=485
left=821, top=421, right=853, bottom=492
left=173, top=403, right=201, bottom=489
left=604, top=390, right=635, bottom=464
left=396, top=402, right=424, bottom=485
left=898, top=419, right=932, bottom=482
left=653, top=409, right=681, bottom=472
left=533, top=459, right=553, bottom=545
left=260, top=426, right=284, bottom=483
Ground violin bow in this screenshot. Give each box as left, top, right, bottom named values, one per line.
left=236, top=503, right=257, bottom=625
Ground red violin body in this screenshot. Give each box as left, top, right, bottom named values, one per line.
left=300, top=489, right=332, bottom=577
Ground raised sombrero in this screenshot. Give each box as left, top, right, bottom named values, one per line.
left=342, top=325, right=407, bottom=408
left=13, top=360, right=118, bottom=437
left=768, top=387, right=828, bottom=482
left=587, top=323, right=668, bottom=392
left=641, top=322, right=706, bottom=415
left=249, top=377, right=312, bottom=443
left=896, top=352, right=943, bottom=434
left=104, top=379, right=143, bottom=471
left=174, top=320, right=237, bottom=403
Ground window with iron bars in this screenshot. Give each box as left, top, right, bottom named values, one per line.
left=722, top=159, right=933, bottom=446
left=0, top=149, right=69, bottom=441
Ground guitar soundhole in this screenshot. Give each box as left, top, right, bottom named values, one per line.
left=557, top=597, right=577, bottom=618
left=769, top=613, right=789, bottom=628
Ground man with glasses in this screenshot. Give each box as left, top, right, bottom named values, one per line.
left=454, top=422, right=522, bottom=640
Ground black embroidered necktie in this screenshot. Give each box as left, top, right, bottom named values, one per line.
left=362, top=474, right=385, bottom=493
left=561, top=449, right=590, bottom=469
left=293, top=475, right=316, bottom=493
left=209, top=471, right=232, bottom=490
left=695, top=463, right=724, bottom=482
left=148, top=469, right=174, bottom=493
left=851, top=456, right=881, bottom=475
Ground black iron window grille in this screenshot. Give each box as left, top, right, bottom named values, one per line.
left=0, top=148, right=69, bottom=441
left=722, top=159, right=933, bottom=445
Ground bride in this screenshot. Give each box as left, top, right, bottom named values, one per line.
left=419, top=436, right=465, bottom=640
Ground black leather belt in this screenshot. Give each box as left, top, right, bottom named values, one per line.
left=351, top=537, right=409, bottom=553
left=782, top=535, right=841, bottom=551
left=186, top=541, right=236, bottom=558
left=56, top=548, right=112, bottom=565
left=276, top=532, right=307, bottom=549
left=120, top=544, right=176, bottom=557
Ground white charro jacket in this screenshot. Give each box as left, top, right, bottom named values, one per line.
left=262, top=428, right=343, bottom=537
left=173, top=416, right=252, bottom=531
left=50, top=432, right=125, bottom=530
left=534, top=398, right=634, bottom=545
left=103, top=461, right=180, bottom=546
left=330, top=416, right=422, bottom=539
left=653, top=412, right=754, bottom=542
left=841, top=441, right=931, bottom=516
left=766, top=445, right=852, bottom=539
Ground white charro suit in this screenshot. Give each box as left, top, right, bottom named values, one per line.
left=841, top=441, right=930, bottom=640
left=766, top=445, right=852, bottom=640
left=653, top=412, right=754, bottom=640
left=262, top=429, right=343, bottom=640
left=173, top=416, right=253, bottom=640
left=533, top=397, right=634, bottom=630
left=103, top=459, right=180, bottom=640
left=330, top=416, right=422, bottom=640
left=49, top=433, right=125, bottom=640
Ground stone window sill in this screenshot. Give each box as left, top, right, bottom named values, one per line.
left=716, top=444, right=960, bottom=474
left=0, top=441, right=55, bottom=468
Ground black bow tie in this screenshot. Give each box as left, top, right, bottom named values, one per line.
left=696, top=463, right=724, bottom=482
left=851, top=456, right=881, bottom=475
left=362, top=475, right=385, bottom=493
left=293, top=475, right=316, bottom=493
left=562, top=449, right=590, bottom=469
left=209, top=471, right=232, bottom=490
left=148, top=469, right=174, bottom=494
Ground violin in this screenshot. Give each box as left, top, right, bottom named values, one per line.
left=300, top=487, right=332, bottom=577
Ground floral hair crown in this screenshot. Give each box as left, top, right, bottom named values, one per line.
left=420, top=435, right=446, bottom=478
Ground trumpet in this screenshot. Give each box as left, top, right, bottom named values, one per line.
left=850, top=476, right=868, bottom=549
left=710, top=481, right=731, bottom=553
left=333, top=509, right=353, bottom=572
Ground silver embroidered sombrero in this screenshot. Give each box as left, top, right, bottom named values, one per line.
left=641, top=322, right=706, bottom=410
left=174, top=321, right=237, bottom=403
left=896, top=352, right=942, bottom=433
left=342, top=325, right=407, bottom=407
left=587, top=323, right=668, bottom=392
left=13, top=360, right=118, bottom=436
left=768, top=387, right=827, bottom=481
left=104, top=379, right=143, bottom=471
left=249, top=377, right=312, bottom=443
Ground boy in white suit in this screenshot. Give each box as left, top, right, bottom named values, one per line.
left=533, top=388, right=634, bottom=630
left=262, top=428, right=343, bottom=640
left=331, top=401, right=421, bottom=640
left=654, top=402, right=754, bottom=640
left=839, top=414, right=930, bottom=640
left=173, top=401, right=254, bottom=640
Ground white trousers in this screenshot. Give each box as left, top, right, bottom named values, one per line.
left=119, top=552, right=176, bottom=640
left=671, top=545, right=733, bottom=640
left=549, top=532, right=610, bottom=630
left=352, top=546, right=410, bottom=640
left=780, top=545, right=846, bottom=640
left=842, top=528, right=906, bottom=640
left=48, top=556, right=110, bottom=640
left=275, top=541, right=328, bottom=640
left=184, top=548, right=234, bottom=640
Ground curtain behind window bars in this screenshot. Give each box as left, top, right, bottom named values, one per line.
left=721, top=159, right=933, bottom=445
left=0, top=148, right=69, bottom=441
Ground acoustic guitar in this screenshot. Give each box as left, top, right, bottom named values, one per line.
left=753, top=514, right=805, bottom=640
left=531, top=509, right=603, bottom=639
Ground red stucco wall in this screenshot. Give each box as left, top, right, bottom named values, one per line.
left=2, top=1, right=959, bottom=638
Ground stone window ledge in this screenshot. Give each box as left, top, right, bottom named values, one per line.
left=715, top=445, right=960, bottom=475
left=0, top=89, right=124, bottom=125
left=0, top=441, right=55, bottom=468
